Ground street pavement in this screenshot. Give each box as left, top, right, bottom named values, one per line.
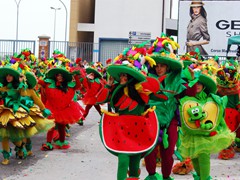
left=0, top=103, right=240, bottom=180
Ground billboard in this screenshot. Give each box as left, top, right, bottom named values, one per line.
left=178, top=0, right=240, bottom=57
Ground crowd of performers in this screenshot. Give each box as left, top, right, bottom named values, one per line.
left=0, top=33, right=239, bottom=180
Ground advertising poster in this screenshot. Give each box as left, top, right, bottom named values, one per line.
left=178, top=0, right=240, bottom=57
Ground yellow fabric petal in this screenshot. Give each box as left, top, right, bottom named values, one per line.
left=124, top=87, right=129, bottom=96
left=19, top=116, right=36, bottom=127
left=0, top=110, right=15, bottom=126
left=10, top=121, right=24, bottom=129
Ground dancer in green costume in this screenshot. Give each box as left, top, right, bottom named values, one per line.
left=178, top=67, right=235, bottom=180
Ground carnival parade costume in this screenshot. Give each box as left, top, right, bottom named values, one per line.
left=178, top=63, right=235, bottom=180
left=143, top=35, right=190, bottom=180
left=96, top=44, right=168, bottom=180
left=39, top=50, right=84, bottom=149
left=76, top=63, right=106, bottom=125
left=216, top=59, right=240, bottom=159
left=0, top=50, right=54, bottom=165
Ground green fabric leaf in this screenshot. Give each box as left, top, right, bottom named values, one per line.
left=20, top=96, right=34, bottom=108
left=68, top=81, right=76, bottom=88
left=42, top=108, right=51, bottom=118
left=163, top=128, right=169, bottom=149
left=48, top=82, right=56, bottom=88
left=44, top=78, right=55, bottom=84
left=210, top=93, right=228, bottom=108
left=95, top=78, right=101, bottom=84
left=17, top=82, right=28, bottom=90
left=181, top=67, right=193, bottom=81
left=195, top=90, right=207, bottom=100
left=188, top=78, right=199, bottom=88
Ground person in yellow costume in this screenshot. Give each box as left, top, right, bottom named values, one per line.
left=0, top=60, right=53, bottom=165
left=19, top=71, right=54, bottom=156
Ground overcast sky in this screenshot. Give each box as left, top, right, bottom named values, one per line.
left=0, top=0, right=70, bottom=41
left=0, top=0, right=178, bottom=41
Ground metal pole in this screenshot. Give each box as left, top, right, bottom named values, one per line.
left=50, top=7, right=61, bottom=51
left=162, top=0, right=165, bottom=33
left=14, top=0, right=22, bottom=40
left=14, top=0, right=22, bottom=53
left=59, top=0, right=68, bottom=55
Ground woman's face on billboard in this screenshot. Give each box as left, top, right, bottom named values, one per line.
left=192, top=6, right=201, bottom=15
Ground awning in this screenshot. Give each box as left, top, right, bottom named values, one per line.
left=226, top=35, right=240, bottom=54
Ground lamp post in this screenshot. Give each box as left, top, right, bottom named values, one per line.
left=59, top=0, right=68, bottom=54
left=14, top=0, right=22, bottom=52
left=50, top=7, right=61, bottom=51
left=15, top=0, right=22, bottom=40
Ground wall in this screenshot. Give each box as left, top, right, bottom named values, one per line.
left=76, top=0, right=172, bottom=43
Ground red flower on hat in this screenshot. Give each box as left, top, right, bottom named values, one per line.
left=76, top=58, right=82, bottom=64
left=19, top=63, right=25, bottom=69
left=106, top=58, right=112, bottom=64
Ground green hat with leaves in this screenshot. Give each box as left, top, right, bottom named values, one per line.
left=0, top=66, right=21, bottom=84
left=25, top=71, right=37, bottom=89
left=147, top=34, right=183, bottom=71
left=46, top=67, right=72, bottom=82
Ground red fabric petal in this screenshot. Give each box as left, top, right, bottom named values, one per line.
left=96, top=88, right=110, bottom=104
left=119, top=96, right=132, bottom=110
left=128, top=100, right=138, bottom=111
left=114, top=95, right=127, bottom=107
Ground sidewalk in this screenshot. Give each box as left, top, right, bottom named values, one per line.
left=1, top=104, right=240, bottom=180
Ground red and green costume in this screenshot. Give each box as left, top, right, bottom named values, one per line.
left=38, top=69, right=84, bottom=149
left=216, top=60, right=240, bottom=157
left=96, top=64, right=167, bottom=180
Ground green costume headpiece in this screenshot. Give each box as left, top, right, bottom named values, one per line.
left=45, top=50, right=72, bottom=82
left=216, top=59, right=239, bottom=88
left=147, top=33, right=183, bottom=71
left=108, top=43, right=154, bottom=82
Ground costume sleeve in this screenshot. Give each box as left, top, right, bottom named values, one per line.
left=38, top=79, right=46, bottom=87
left=96, top=84, right=113, bottom=104
left=28, top=89, right=46, bottom=110
left=73, top=75, right=81, bottom=90
left=0, top=87, right=9, bottom=92
left=149, top=92, right=168, bottom=101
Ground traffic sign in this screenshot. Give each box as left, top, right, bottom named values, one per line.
left=129, top=31, right=151, bottom=45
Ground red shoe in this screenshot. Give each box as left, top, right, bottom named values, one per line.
left=54, top=140, right=71, bottom=149
left=218, top=147, right=235, bottom=160
left=172, top=158, right=193, bottom=175
left=41, top=143, right=54, bottom=151
left=54, top=144, right=71, bottom=149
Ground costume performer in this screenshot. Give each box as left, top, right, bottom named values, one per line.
left=13, top=49, right=53, bottom=156
left=0, top=59, right=53, bottom=165
left=178, top=65, right=235, bottom=180
left=77, top=63, right=106, bottom=125
left=143, top=35, right=195, bottom=180
left=216, top=59, right=240, bottom=159
left=96, top=45, right=168, bottom=180
left=102, top=58, right=113, bottom=112
left=39, top=53, right=84, bottom=150
left=71, top=57, right=87, bottom=101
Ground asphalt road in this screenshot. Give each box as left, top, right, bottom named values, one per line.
left=1, top=103, right=240, bottom=180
